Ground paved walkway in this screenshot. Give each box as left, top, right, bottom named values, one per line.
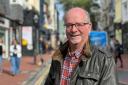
left=116, top=54, right=128, bottom=85
left=0, top=51, right=53, bottom=85
left=0, top=57, right=38, bottom=85
left=23, top=60, right=51, bottom=85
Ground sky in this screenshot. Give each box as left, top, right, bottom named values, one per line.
left=58, top=4, right=64, bottom=20
left=55, top=0, right=64, bottom=20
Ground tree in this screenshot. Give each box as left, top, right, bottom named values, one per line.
left=60, top=0, right=91, bottom=12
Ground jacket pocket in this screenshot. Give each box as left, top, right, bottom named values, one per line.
left=79, top=72, right=99, bottom=81
left=76, top=72, right=99, bottom=85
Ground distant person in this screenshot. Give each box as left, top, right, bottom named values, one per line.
left=115, top=39, right=123, bottom=68
left=39, top=37, right=46, bottom=54
left=10, top=39, right=22, bottom=76
left=110, top=36, right=116, bottom=55
left=45, top=40, right=49, bottom=52
left=0, top=38, right=5, bottom=73
left=44, top=7, right=117, bottom=85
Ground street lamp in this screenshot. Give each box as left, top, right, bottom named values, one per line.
left=34, top=14, right=39, bottom=27
left=55, top=2, right=60, bottom=46
left=33, top=14, right=39, bottom=65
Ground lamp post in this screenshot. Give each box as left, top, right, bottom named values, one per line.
left=56, top=10, right=59, bottom=42
left=55, top=2, right=60, bottom=46
left=33, top=14, right=39, bottom=65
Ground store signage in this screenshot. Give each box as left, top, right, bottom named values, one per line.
left=89, top=31, right=108, bottom=48
left=22, top=26, right=33, bottom=50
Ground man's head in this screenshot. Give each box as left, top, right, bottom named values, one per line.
left=64, top=7, right=92, bottom=46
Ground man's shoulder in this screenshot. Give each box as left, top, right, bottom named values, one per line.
left=93, top=46, right=113, bottom=58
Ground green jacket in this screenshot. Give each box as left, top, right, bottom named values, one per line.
left=45, top=42, right=118, bottom=85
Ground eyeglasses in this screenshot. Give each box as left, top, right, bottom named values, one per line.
left=64, top=23, right=89, bottom=29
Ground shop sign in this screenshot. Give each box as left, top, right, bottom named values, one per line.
left=22, top=26, right=33, bottom=50
left=89, top=31, right=108, bottom=48
left=0, top=17, right=9, bottom=28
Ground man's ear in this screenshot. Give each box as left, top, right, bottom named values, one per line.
left=88, top=23, right=92, bottom=33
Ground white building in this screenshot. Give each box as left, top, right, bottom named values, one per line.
left=91, top=0, right=113, bottom=30
left=122, top=0, right=128, bottom=24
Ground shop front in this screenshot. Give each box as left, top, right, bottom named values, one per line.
left=0, top=16, right=10, bottom=59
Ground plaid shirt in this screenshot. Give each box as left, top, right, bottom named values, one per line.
left=60, top=49, right=82, bottom=85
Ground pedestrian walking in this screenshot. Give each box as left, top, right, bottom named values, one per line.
left=115, top=39, right=123, bottom=68
left=10, top=39, right=22, bottom=76
left=39, top=37, right=46, bottom=54
left=109, top=36, right=116, bottom=55
left=0, top=38, right=5, bottom=73
left=44, top=7, right=117, bottom=85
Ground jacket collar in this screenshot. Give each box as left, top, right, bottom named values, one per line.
left=52, top=41, right=92, bottom=62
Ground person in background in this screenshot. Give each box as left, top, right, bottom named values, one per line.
left=39, top=37, right=46, bottom=54
left=115, top=39, right=123, bottom=68
left=10, top=39, right=22, bottom=76
left=44, top=7, right=117, bottom=85
left=110, top=36, right=116, bottom=55
left=0, top=38, right=5, bottom=73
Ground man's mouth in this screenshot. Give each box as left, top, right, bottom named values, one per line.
left=70, top=34, right=80, bottom=37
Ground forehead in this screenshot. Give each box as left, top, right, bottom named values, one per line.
left=64, top=8, right=86, bottom=23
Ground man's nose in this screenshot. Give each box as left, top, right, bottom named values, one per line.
left=70, top=25, right=78, bottom=32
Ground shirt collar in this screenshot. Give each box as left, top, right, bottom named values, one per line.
left=68, top=47, right=83, bottom=59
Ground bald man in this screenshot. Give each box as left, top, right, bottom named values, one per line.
left=44, top=7, right=117, bottom=85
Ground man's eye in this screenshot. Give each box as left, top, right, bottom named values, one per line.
left=65, top=24, right=72, bottom=28
left=67, top=24, right=72, bottom=27
left=76, top=24, right=82, bottom=26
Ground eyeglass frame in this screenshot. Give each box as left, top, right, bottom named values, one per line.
left=64, top=22, right=90, bottom=29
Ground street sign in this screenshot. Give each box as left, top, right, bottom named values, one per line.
left=89, top=31, right=108, bottom=48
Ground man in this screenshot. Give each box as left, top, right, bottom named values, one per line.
left=45, top=7, right=117, bottom=85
